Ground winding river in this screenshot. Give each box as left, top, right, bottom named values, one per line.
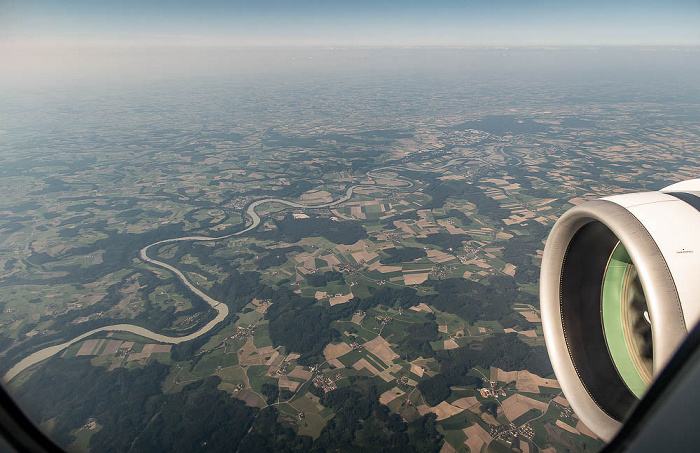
left=3, top=169, right=413, bottom=382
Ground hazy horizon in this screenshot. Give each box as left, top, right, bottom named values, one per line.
left=2, top=1, right=699, bottom=91
left=1, top=45, right=699, bottom=91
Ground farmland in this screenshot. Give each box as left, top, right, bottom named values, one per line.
left=3, top=49, right=699, bottom=452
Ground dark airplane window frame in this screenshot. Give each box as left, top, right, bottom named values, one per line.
left=0, top=384, right=64, bottom=453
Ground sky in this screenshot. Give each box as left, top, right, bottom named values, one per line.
left=2, top=0, right=699, bottom=47
left=1, top=0, right=699, bottom=90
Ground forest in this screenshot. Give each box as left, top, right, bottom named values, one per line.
left=422, top=276, right=536, bottom=330
left=305, top=270, right=345, bottom=287
left=391, top=321, right=441, bottom=361
left=256, top=213, right=368, bottom=245
left=15, top=358, right=256, bottom=452
left=416, top=232, right=472, bottom=251
left=379, top=247, right=427, bottom=265
left=17, top=358, right=444, bottom=453
left=423, top=179, right=510, bottom=221
left=418, top=334, right=553, bottom=406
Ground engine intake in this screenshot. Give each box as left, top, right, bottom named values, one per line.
left=540, top=180, right=700, bottom=441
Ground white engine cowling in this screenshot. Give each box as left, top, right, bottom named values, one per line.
left=540, top=179, right=700, bottom=442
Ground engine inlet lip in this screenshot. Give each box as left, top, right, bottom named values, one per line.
left=541, top=199, right=686, bottom=442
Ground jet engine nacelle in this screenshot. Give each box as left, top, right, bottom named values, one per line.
left=540, top=179, right=700, bottom=442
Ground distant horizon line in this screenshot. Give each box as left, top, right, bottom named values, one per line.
left=3, top=42, right=700, bottom=50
